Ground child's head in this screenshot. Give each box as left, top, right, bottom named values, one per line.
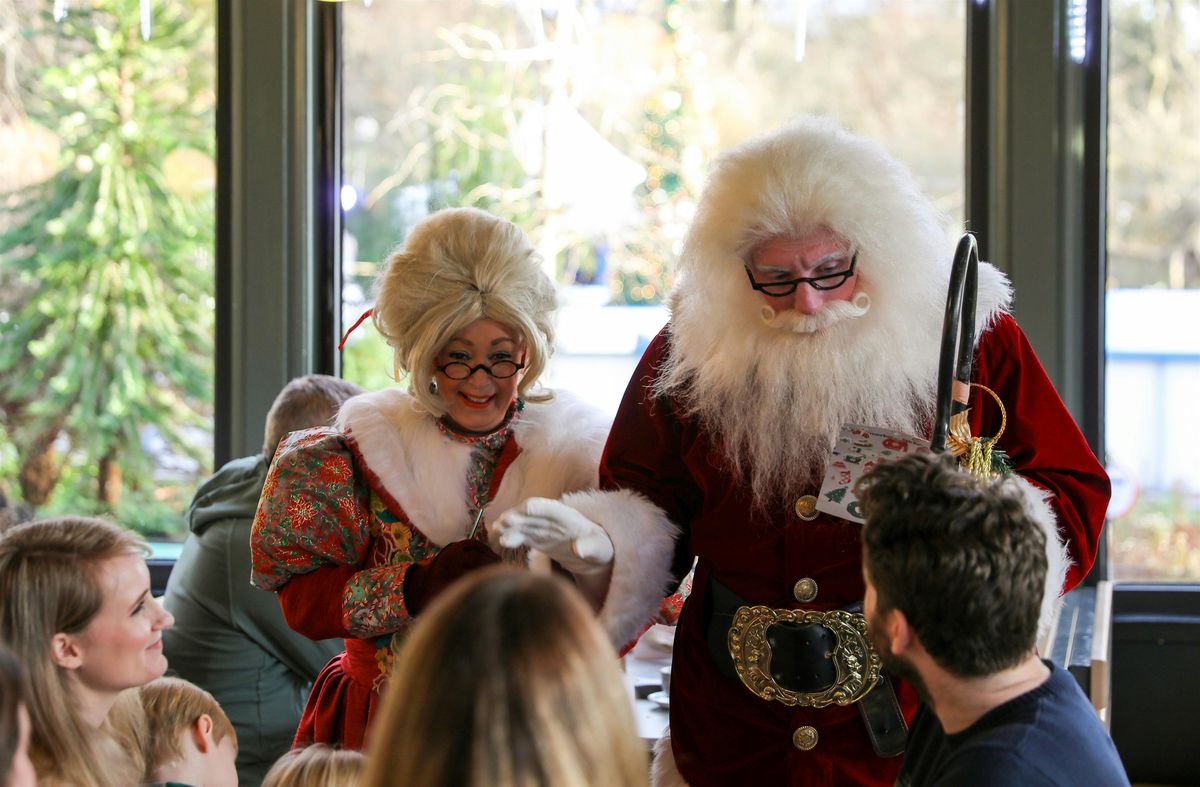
left=262, top=745, right=364, bottom=787
left=139, top=677, right=237, bottom=787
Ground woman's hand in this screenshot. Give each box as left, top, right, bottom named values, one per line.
left=403, top=539, right=501, bottom=615
left=491, top=498, right=614, bottom=575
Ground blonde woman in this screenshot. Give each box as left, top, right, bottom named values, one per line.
left=363, top=567, right=647, bottom=787
left=0, top=516, right=175, bottom=787
left=250, top=207, right=612, bottom=750
left=261, top=745, right=364, bottom=787
left=139, top=677, right=238, bottom=787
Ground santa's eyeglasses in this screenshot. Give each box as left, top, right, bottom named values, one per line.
left=743, top=252, right=858, bottom=296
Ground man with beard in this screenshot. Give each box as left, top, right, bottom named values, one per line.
left=492, top=117, right=1110, bottom=786
left=857, top=452, right=1128, bottom=786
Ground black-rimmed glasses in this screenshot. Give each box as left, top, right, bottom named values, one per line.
left=744, top=252, right=858, bottom=296
left=436, top=360, right=525, bottom=380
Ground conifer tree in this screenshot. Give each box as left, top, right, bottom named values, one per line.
left=0, top=1, right=214, bottom=514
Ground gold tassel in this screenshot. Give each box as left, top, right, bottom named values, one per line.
left=944, top=383, right=1007, bottom=480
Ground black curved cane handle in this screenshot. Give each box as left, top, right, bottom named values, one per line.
left=930, top=234, right=979, bottom=454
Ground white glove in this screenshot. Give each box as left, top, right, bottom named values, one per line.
left=492, top=497, right=614, bottom=575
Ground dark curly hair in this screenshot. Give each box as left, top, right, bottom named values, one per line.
left=857, top=452, right=1046, bottom=677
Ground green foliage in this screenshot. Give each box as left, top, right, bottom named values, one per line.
left=0, top=0, right=215, bottom=520
left=1109, top=486, right=1200, bottom=581
left=344, top=12, right=541, bottom=268
left=0, top=427, right=17, bottom=500
left=1108, top=0, right=1200, bottom=288
left=614, top=1, right=702, bottom=305
left=342, top=333, right=409, bottom=394
left=42, top=454, right=190, bottom=538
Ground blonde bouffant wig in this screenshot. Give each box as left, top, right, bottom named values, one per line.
left=371, top=207, right=557, bottom=416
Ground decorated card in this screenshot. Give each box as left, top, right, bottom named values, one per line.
left=816, top=424, right=930, bottom=523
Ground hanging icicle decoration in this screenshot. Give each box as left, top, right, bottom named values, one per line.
left=141, top=0, right=153, bottom=40
left=53, top=0, right=68, bottom=22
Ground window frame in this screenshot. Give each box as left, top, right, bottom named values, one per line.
left=215, top=0, right=335, bottom=465
left=971, top=0, right=1108, bottom=581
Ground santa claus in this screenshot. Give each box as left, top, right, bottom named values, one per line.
left=493, top=117, right=1110, bottom=787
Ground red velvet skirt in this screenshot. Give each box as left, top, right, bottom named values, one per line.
left=294, top=640, right=383, bottom=750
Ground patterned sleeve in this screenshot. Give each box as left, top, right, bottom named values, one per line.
left=252, top=427, right=425, bottom=640
left=250, top=427, right=373, bottom=592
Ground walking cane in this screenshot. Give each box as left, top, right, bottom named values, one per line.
left=930, top=233, right=980, bottom=454
left=931, top=233, right=1010, bottom=477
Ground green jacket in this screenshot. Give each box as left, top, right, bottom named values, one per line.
left=162, top=454, right=342, bottom=786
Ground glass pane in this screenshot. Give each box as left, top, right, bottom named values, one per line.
left=0, top=0, right=217, bottom=543
left=340, top=0, right=964, bottom=415
left=1106, top=0, right=1200, bottom=581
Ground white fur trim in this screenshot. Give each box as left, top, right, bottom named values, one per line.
left=1009, top=474, right=1073, bottom=643
left=337, top=389, right=473, bottom=546
left=650, top=731, right=689, bottom=787
left=336, top=389, right=609, bottom=547
left=485, top=391, right=610, bottom=528
left=974, top=261, right=1013, bottom=335
left=558, top=489, right=680, bottom=647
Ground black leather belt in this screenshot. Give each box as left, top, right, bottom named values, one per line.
left=706, top=578, right=907, bottom=758
left=708, top=579, right=840, bottom=690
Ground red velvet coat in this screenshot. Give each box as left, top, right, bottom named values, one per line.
left=599, top=313, right=1110, bottom=787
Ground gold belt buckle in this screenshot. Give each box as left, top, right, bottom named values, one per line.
left=726, top=605, right=881, bottom=707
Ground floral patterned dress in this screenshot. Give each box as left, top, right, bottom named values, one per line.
left=251, top=408, right=518, bottom=750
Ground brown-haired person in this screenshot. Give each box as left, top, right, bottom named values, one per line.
left=139, top=677, right=238, bottom=787
left=163, top=374, right=362, bottom=785
left=251, top=208, right=613, bottom=751
left=0, top=515, right=174, bottom=787
left=858, top=453, right=1129, bottom=787
left=1, top=645, right=36, bottom=787
left=363, top=566, right=647, bottom=787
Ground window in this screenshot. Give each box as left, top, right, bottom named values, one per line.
left=1106, top=0, right=1200, bottom=581
left=0, top=1, right=216, bottom=541
left=337, top=0, right=965, bottom=415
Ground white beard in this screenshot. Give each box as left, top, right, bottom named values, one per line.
left=656, top=289, right=942, bottom=510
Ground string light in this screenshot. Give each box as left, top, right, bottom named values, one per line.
left=1067, top=0, right=1088, bottom=64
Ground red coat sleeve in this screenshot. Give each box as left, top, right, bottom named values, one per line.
left=971, top=313, right=1111, bottom=591
left=277, top=564, right=358, bottom=640
left=599, top=328, right=699, bottom=583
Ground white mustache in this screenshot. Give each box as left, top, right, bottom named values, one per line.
left=759, top=291, right=872, bottom=333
